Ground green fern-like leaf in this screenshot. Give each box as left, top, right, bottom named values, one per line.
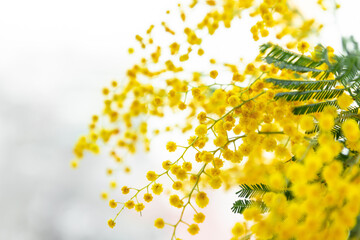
left=265, top=58, right=323, bottom=73
left=350, top=78, right=360, bottom=93
left=231, top=199, right=268, bottom=214
left=348, top=78, right=360, bottom=105
left=305, top=124, right=319, bottom=135
left=259, top=42, right=274, bottom=54
left=284, top=190, right=294, bottom=201
left=346, top=106, right=359, bottom=113
left=261, top=43, right=333, bottom=80
left=292, top=100, right=339, bottom=115
left=274, top=88, right=345, bottom=101
left=266, top=78, right=337, bottom=91
left=332, top=124, right=344, bottom=140
left=337, top=109, right=360, bottom=123
left=235, top=184, right=270, bottom=199
left=342, top=36, right=359, bottom=55
left=260, top=43, right=323, bottom=72
left=304, top=123, right=345, bottom=140
left=260, top=43, right=321, bottom=69
left=333, top=54, right=360, bottom=85
left=349, top=215, right=360, bottom=239
left=312, top=70, right=332, bottom=80
left=338, top=62, right=358, bottom=84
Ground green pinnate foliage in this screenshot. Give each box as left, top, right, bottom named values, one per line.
left=265, top=78, right=337, bottom=91
left=260, top=43, right=330, bottom=79
left=263, top=39, right=360, bottom=119
left=292, top=100, right=339, bottom=115
left=274, top=88, right=345, bottom=101
left=231, top=199, right=268, bottom=214
left=235, top=184, right=270, bottom=199
left=232, top=39, right=360, bottom=223
left=232, top=184, right=294, bottom=215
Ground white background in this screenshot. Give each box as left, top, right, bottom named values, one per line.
left=0, top=0, right=359, bottom=239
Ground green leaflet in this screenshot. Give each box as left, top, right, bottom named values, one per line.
left=337, top=108, right=360, bottom=123
left=332, top=124, right=344, bottom=140
left=274, top=88, right=345, bottom=101
left=266, top=78, right=337, bottom=91
left=264, top=56, right=323, bottom=73
left=232, top=184, right=294, bottom=215
left=304, top=124, right=344, bottom=140
left=260, top=43, right=325, bottom=74
left=349, top=215, right=360, bottom=239
left=292, top=100, right=339, bottom=115
left=231, top=199, right=268, bottom=214
left=332, top=54, right=360, bottom=85
left=235, top=183, right=270, bottom=199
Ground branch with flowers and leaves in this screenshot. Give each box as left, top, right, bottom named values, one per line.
left=72, top=0, right=360, bottom=239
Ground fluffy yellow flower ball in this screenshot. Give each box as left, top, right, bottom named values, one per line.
left=154, top=218, right=165, bottom=228
left=151, top=183, right=163, bottom=195
left=166, top=141, right=177, bottom=152
left=300, top=115, right=314, bottom=131
left=201, top=151, right=214, bottom=163
left=342, top=119, right=360, bottom=142
left=172, top=181, right=182, bottom=190
left=297, top=41, right=310, bottom=53
left=337, top=93, right=353, bottom=109
left=125, top=200, right=135, bottom=209
left=195, top=124, right=207, bottom=136
left=231, top=222, right=245, bottom=236
left=169, top=194, right=183, bottom=208
left=146, top=171, right=158, bottom=181
left=108, top=219, right=116, bottom=228
left=210, top=70, right=218, bottom=79
left=162, top=160, right=172, bottom=170
left=135, top=203, right=145, bottom=212
left=193, top=212, right=205, bottom=223
left=187, top=224, right=200, bottom=235
left=143, top=193, right=153, bottom=202
left=195, top=192, right=209, bottom=208
left=121, top=186, right=130, bottom=194
left=109, top=199, right=117, bottom=208
left=318, top=113, right=334, bottom=131
left=228, top=95, right=241, bottom=107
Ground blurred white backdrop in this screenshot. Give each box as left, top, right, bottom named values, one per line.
left=0, top=0, right=360, bottom=239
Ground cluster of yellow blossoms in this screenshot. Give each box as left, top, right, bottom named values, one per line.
left=70, top=0, right=360, bottom=239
